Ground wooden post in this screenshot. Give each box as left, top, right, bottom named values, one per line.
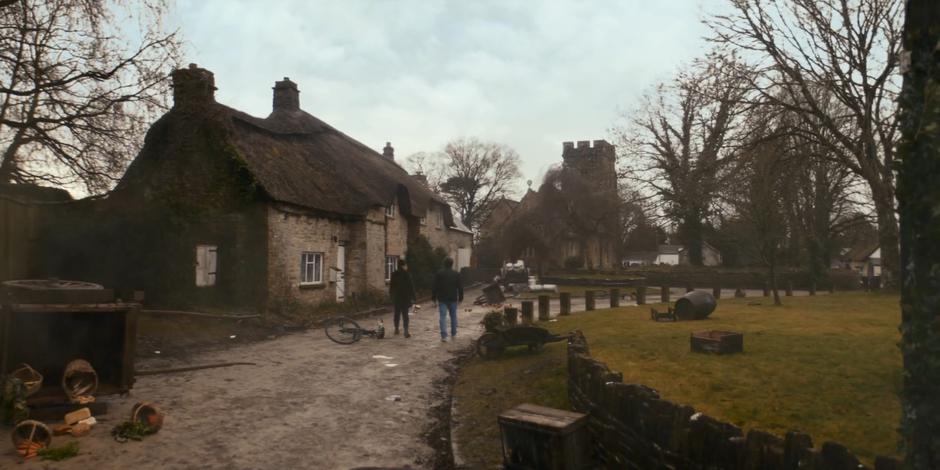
left=559, top=293, right=571, bottom=315
left=538, top=295, right=550, bottom=321
left=763, top=282, right=770, bottom=297
left=585, top=291, right=595, bottom=311
left=660, top=286, right=670, bottom=303
left=609, top=288, right=620, bottom=308
left=785, top=281, right=794, bottom=297
left=521, top=301, right=534, bottom=323
left=635, top=286, right=647, bottom=305
left=713, top=285, right=721, bottom=299
left=809, top=281, right=817, bottom=296
left=504, top=307, right=518, bottom=325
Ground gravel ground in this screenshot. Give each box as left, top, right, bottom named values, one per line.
left=3, top=296, right=487, bottom=470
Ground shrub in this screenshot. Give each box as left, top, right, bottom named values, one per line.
left=480, top=309, right=506, bottom=332
left=406, top=235, right=449, bottom=293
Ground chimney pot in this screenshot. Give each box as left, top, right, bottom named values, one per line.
left=383, top=142, right=395, bottom=160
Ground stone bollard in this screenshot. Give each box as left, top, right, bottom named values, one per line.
left=809, top=282, right=817, bottom=296
left=559, top=292, right=572, bottom=315
left=521, top=301, right=534, bottom=323
left=538, top=295, right=550, bottom=321
left=763, top=282, right=770, bottom=297
left=609, top=288, right=620, bottom=308
left=785, top=281, right=794, bottom=296
left=585, top=291, right=595, bottom=311
left=504, top=307, right=518, bottom=326
left=660, top=286, right=670, bottom=304
left=735, top=288, right=746, bottom=298
left=713, top=285, right=722, bottom=299
left=635, top=286, right=647, bottom=305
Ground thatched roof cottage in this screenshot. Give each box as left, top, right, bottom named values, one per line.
left=47, top=64, right=471, bottom=313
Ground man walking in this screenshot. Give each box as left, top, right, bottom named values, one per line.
left=389, top=259, right=417, bottom=338
left=432, top=258, right=463, bottom=342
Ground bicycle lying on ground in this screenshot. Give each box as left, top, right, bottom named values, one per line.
left=323, top=316, right=385, bottom=344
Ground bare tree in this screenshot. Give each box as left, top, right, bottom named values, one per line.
left=896, top=0, right=940, bottom=466
left=416, top=138, right=522, bottom=232
left=708, top=0, right=903, bottom=287
left=614, top=53, right=751, bottom=265
left=0, top=0, right=182, bottom=194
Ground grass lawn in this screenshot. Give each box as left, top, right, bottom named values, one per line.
left=453, top=292, right=901, bottom=468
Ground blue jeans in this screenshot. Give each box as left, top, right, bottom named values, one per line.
left=438, top=301, right=458, bottom=338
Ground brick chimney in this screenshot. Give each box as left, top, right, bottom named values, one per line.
left=273, top=77, right=300, bottom=111
left=383, top=142, right=394, bottom=160
left=171, top=63, right=216, bottom=109
left=412, top=173, right=428, bottom=187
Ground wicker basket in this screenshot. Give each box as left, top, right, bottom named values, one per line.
left=11, top=363, right=42, bottom=397
left=11, top=420, right=52, bottom=449
left=131, top=402, right=164, bottom=432
left=62, top=359, right=98, bottom=401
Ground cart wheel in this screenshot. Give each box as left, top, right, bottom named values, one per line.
left=476, top=333, right=504, bottom=359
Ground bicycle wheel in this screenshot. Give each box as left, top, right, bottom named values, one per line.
left=325, top=316, right=362, bottom=344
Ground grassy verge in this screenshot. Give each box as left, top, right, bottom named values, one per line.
left=453, top=292, right=901, bottom=466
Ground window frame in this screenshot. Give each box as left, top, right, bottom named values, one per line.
left=386, top=201, right=396, bottom=218
left=300, top=251, right=324, bottom=285
left=436, top=206, right=444, bottom=229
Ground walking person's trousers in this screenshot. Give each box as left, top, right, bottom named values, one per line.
left=438, top=301, right=458, bottom=339
left=394, top=304, right=410, bottom=332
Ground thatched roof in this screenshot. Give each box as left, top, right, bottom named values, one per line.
left=118, top=67, right=445, bottom=219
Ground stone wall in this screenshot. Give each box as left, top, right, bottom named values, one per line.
left=266, top=205, right=350, bottom=307
left=567, top=332, right=900, bottom=470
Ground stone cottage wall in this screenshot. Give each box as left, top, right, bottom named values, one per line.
left=567, top=332, right=900, bottom=470
left=266, top=206, right=349, bottom=308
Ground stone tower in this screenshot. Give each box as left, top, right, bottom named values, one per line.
left=561, top=140, right=617, bottom=193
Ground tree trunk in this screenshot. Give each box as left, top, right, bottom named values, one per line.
left=897, top=1, right=940, bottom=467
left=873, top=195, right=901, bottom=290
left=769, top=261, right=781, bottom=306
left=681, top=216, right=704, bottom=266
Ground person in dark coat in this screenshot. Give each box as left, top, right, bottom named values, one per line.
left=431, top=257, right=463, bottom=342
left=389, top=259, right=417, bottom=337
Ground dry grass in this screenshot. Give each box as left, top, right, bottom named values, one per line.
left=453, top=292, right=902, bottom=467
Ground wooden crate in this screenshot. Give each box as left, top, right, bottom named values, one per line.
left=691, top=330, right=743, bottom=355
left=498, top=403, right=590, bottom=470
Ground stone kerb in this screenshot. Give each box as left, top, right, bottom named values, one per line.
left=565, top=331, right=899, bottom=469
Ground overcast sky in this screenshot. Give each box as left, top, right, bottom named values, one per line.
left=168, top=0, right=718, bottom=195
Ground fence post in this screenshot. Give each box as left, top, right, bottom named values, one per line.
left=609, top=288, right=620, bottom=308
left=660, top=286, right=670, bottom=304
left=538, top=295, right=550, bottom=321
left=585, top=291, right=595, bottom=311
left=713, top=284, right=722, bottom=299
left=560, top=292, right=572, bottom=315
left=809, top=281, right=817, bottom=296
left=504, top=307, right=518, bottom=326
left=636, top=286, right=647, bottom=305
left=521, top=301, right=534, bottom=323
left=785, top=281, right=794, bottom=297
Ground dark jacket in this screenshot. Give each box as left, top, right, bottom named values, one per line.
left=389, top=269, right=417, bottom=307
left=432, top=268, right=463, bottom=303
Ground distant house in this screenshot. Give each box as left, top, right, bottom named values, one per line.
left=44, top=65, right=471, bottom=313
left=840, top=242, right=881, bottom=280
left=478, top=197, right=520, bottom=241
left=622, top=251, right=658, bottom=267
left=655, top=242, right=722, bottom=266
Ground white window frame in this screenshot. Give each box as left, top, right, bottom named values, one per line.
left=385, top=255, right=398, bottom=281
left=301, top=252, right=324, bottom=285
left=386, top=200, right=396, bottom=218
left=195, top=245, right=218, bottom=287
left=436, top=206, right=444, bottom=229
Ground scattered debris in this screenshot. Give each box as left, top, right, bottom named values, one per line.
left=111, top=421, right=157, bottom=443
left=36, top=441, right=80, bottom=461
left=154, top=350, right=161, bottom=354
left=385, top=395, right=402, bottom=402
left=384, top=363, right=399, bottom=368
left=229, top=335, right=237, bottom=339
left=372, top=355, right=393, bottom=360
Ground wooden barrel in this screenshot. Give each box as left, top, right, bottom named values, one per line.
left=62, top=359, right=98, bottom=401
left=675, top=291, right=717, bottom=320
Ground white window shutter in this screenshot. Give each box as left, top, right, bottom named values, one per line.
left=207, top=247, right=218, bottom=286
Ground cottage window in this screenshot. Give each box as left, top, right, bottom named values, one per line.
left=386, top=201, right=396, bottom=218
left=385, top=255, right=398, bottom=281
left=195, top=245, right=218, bottom=287
left=301, top=252, right=324, bottom=285
left=436, top=207, right=444, bottom=229
left=420, top=216, right=427, bottom=226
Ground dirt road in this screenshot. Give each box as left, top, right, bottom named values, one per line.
left=7, top=299, right=488, bottom=470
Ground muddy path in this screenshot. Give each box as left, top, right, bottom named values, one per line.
left=5, top=296, right=487, bottom=470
